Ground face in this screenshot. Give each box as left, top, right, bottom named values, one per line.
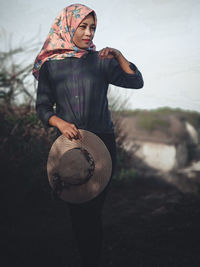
left=72, top=14, right=96, bottom=49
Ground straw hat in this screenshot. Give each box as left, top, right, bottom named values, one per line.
left=47, top=130, right=112, bottom=203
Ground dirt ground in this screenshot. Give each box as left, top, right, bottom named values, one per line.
left=1, top=171, right=200, bottom=267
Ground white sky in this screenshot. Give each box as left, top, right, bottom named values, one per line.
left=0, top=0, right=200, bottom=112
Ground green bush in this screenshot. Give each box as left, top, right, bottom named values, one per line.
left=138, top=112, right=170, bottom=131
left=113, top=168, right=137, bottom=181
left=0, top=105, right=57, bottom=212
left=114, top=107, right=200, bottom=131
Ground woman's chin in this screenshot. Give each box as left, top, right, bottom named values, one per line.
left=75, top=42, right=91, bottom=50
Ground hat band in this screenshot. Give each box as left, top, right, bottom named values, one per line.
left=52, top=147, right=95, bottom=198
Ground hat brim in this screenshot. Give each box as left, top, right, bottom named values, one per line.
left=47, top=130, right=112, bottom=203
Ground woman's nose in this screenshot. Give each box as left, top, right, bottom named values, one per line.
left=85, top=27, right=92, bottom=36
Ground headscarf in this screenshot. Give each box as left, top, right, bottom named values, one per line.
left=32, top=3, right=97, bottom=80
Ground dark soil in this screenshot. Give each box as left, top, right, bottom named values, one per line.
left=1, top=173, right=200, bottom=267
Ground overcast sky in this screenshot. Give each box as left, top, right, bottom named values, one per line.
left=0, top=0, right=200, bottom=112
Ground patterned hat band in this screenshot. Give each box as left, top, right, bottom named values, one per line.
left=52, top=147, right=95, bottom=198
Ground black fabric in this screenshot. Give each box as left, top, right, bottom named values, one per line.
left=36, top=50, right=144, bottom=133
left=67, top=132, right=116, bottom=267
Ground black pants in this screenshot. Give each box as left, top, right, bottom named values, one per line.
left=67, top=132, right=116, bottom=267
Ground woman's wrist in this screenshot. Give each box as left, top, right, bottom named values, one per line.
left=116, top=53, right=135, bottom=74
left=114, top=50, right=122, bottom=59
left=49, top=115, right=65, bottom=128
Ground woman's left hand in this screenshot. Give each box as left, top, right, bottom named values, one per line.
left=98, top=46, right=135, bottom=75
left=98, top=47, right=122, bottom=59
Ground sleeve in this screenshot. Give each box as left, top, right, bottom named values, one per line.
left=105, top=57, right=144, bottom=89
left=35, top=62, right=56, bottom=127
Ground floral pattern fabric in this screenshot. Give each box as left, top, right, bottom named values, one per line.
left=32, top=4, right=97, bottom=80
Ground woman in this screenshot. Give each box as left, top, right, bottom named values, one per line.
left=33, top=3, right=144, bottom=267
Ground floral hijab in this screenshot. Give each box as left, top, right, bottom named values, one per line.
left=32, top=4, right=97, bottom=80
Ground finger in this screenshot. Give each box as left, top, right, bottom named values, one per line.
left=65, top=133, right=72, bottom=141
left=63, top=129, right=76, bottom=141
left=71, top=125, right=81, bottom=138
left=73, top=128, right=81, bottom=139
left=73, top=130, right=82, bottom=140
left=99, top=48, right=106, bottom=57
left=71, top=124, right=78, bottom=131
left=70, top=130, right=78, bottom=140
left=103, top=47, right=109, bottom=56
left=71, top=128, right=82, bottom=140
left=70, top=125, right=78, bottom=133
left=98, top=51, right=103, bottom=57
left=77, top=130, right=82, bottom=140
left=105, top=47, right=110, bottom=57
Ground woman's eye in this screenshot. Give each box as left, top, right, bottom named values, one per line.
left=79, top=25, right=96, bottom=31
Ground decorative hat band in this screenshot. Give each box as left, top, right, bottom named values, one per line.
left=52, top=147, right=95, bottom=198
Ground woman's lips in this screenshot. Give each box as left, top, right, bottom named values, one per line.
left=82, top=39, right=90, bottom=43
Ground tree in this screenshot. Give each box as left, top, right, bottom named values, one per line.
left=0, top=32, right=41, bottom=110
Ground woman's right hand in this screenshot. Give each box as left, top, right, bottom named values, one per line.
left=49, top=116, right=82, bottom=141
left=58, top=120, right=82, bottom=141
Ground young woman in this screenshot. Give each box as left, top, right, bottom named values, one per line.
left=33, top=3, right=144, bottom=267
